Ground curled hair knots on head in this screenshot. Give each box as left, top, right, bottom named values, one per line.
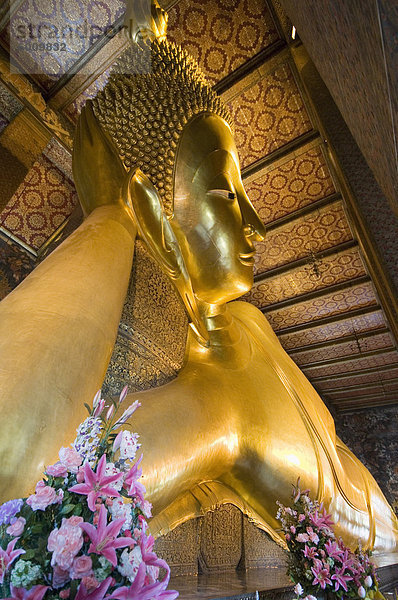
left=92, top=38, right=232, bottom=215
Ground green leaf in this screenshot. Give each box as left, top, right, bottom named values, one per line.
left=84, top=403, right=92, bottom=415
left=30, top=524, right=43, bottom=534
left=61, top=504, right=76, bottom=515
left=73, top=504, right=83, bottom=516
left=21, top=549, right=36, bottom=560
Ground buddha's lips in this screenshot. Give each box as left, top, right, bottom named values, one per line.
left=238, top=251, right=255, bottom=266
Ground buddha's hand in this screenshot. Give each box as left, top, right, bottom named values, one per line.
left=124, top=0, right=168, bottom=43
left=73, top=100, right=132, bottom=218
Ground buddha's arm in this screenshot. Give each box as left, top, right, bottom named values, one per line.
left=0, top=204, right=136, bottom=501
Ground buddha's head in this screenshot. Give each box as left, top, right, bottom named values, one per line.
left=92, top=39, right=265, bottom=337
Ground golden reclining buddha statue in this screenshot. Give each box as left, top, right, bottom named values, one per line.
left=0, top=1, right=397, bottom=564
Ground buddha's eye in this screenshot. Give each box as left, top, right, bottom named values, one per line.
left=207, top=189, right=236, bottom=201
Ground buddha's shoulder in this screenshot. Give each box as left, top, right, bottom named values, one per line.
left=229, top=300, right=276, bottom=337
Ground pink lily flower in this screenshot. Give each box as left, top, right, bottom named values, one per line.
left=325, top=539, right=343, bottom=560
left=69, top=455, right=123, bottom=511
left=80, top=505, right=131, bottom=566
left=311, top=562, right=332, bottom=589
left=75, top=576, right=113, bottom=600
left=119, top=386, right=129, bottom=404
left=124, top=456, right=146, bottom=503
left=5, top=585, right=48, bottom=600
left=107, top=562, right=171, bottom=600
left=112, top=401, right=141, bottom=430
left=93, top=399, right=105, bottom=418
left=331, top=566, right=353, bottom=592
left=0, top=538, right=25, bottom=583
left=338, top=548, right=357, bottom=572
left=309, top=505, right=334, bottom=530
left=306, top=527, right=319, bottom=545
left=302, top=545, right=318, bottom=560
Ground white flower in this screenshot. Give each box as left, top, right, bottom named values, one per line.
left=120, top=431, right=140, bottom=460
left=110, top=498, right=133, bottom=531
left=304, top=596, right=317, bottom=600
left=94, top=556, right=113, bottom=582
left=105, top=463, right=123, bottom=491
left=118, top=546, right=143, bottom=582
left=358, top=586, right=366, bottom=598
left=294, top=583, right=304, bottom=596
left=141, top=500, right=152, bottom=518
left=364, top=576, right=373, bottom=587
left=11, top=560, right=42, bottom=588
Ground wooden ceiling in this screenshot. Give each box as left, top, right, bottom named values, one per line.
left=0, top=0, right=397, bottom=414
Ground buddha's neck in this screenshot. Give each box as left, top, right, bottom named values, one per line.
left=188, top=302, right=251, bottom=367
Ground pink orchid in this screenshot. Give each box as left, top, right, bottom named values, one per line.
left=80, top=504, right=131, bottom=566
left=325, top=539, right=343, bottom=560
left=309, top=505, right=334, bottom=530
left=75, top=576, right=113, bottom=600
left=331, top=566, right=353, bottom=592
left=5, top=585, right=49, bottom=600
left=124, top=456, right=146, bottom=503
left=311, top=562, right=332, bottom=589
left=69, top=455, right=123, bottom=511
left=302, top=545, right=318, bottom=560
left=0, top=538, right=25, bottom=583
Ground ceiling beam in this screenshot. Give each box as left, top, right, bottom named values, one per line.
left=45, top=16, right=125, bottom=100
left=255, top=239, right=358, bottom=283
left=241, top=130, right=320, bottom=180
left=0, top=0, right=25, bottom=34
left=332, top=391, right=398, bottom=405
left=46, top=0, right=179, bottom=100
left=272, top=303, right=380, bottom=337
left=338, top=398, right=398, bottom=413
left=214, top=39, right=287, bottom=95
left=286, top=327, right=390, bottom=354
left=295, top=346, right=396, bottom=370
left=264, top=192, right=342, bottom=233
left=261, top=275, right=370, bottom=313
left=324, top=378, right=398, bottom=395
left=310, top=362, right=398, bottom=383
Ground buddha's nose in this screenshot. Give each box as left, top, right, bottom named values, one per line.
left=239, top=190, right=266, bottom=242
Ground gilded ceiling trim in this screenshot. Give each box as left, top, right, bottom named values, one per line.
left=0, top=227, right=37, bottom=257
left=0, top=54, right=73, bottom=148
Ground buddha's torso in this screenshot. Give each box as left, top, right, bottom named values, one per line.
left=126, top=301, right=398, bottom=554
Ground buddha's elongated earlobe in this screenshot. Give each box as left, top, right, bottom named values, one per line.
left=124, top=168, right=209, bottom=346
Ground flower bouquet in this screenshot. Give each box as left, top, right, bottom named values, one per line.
left=0, top=388, right=179, bottom=600
left=276, top=480, right=384, bottom=600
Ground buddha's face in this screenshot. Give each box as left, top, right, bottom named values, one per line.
left=172, top=114, right=266, bottom=305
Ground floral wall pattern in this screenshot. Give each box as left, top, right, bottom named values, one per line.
left=0, top=237, right=35, bottom=301
left=335, top=406, right=398, bottom=515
